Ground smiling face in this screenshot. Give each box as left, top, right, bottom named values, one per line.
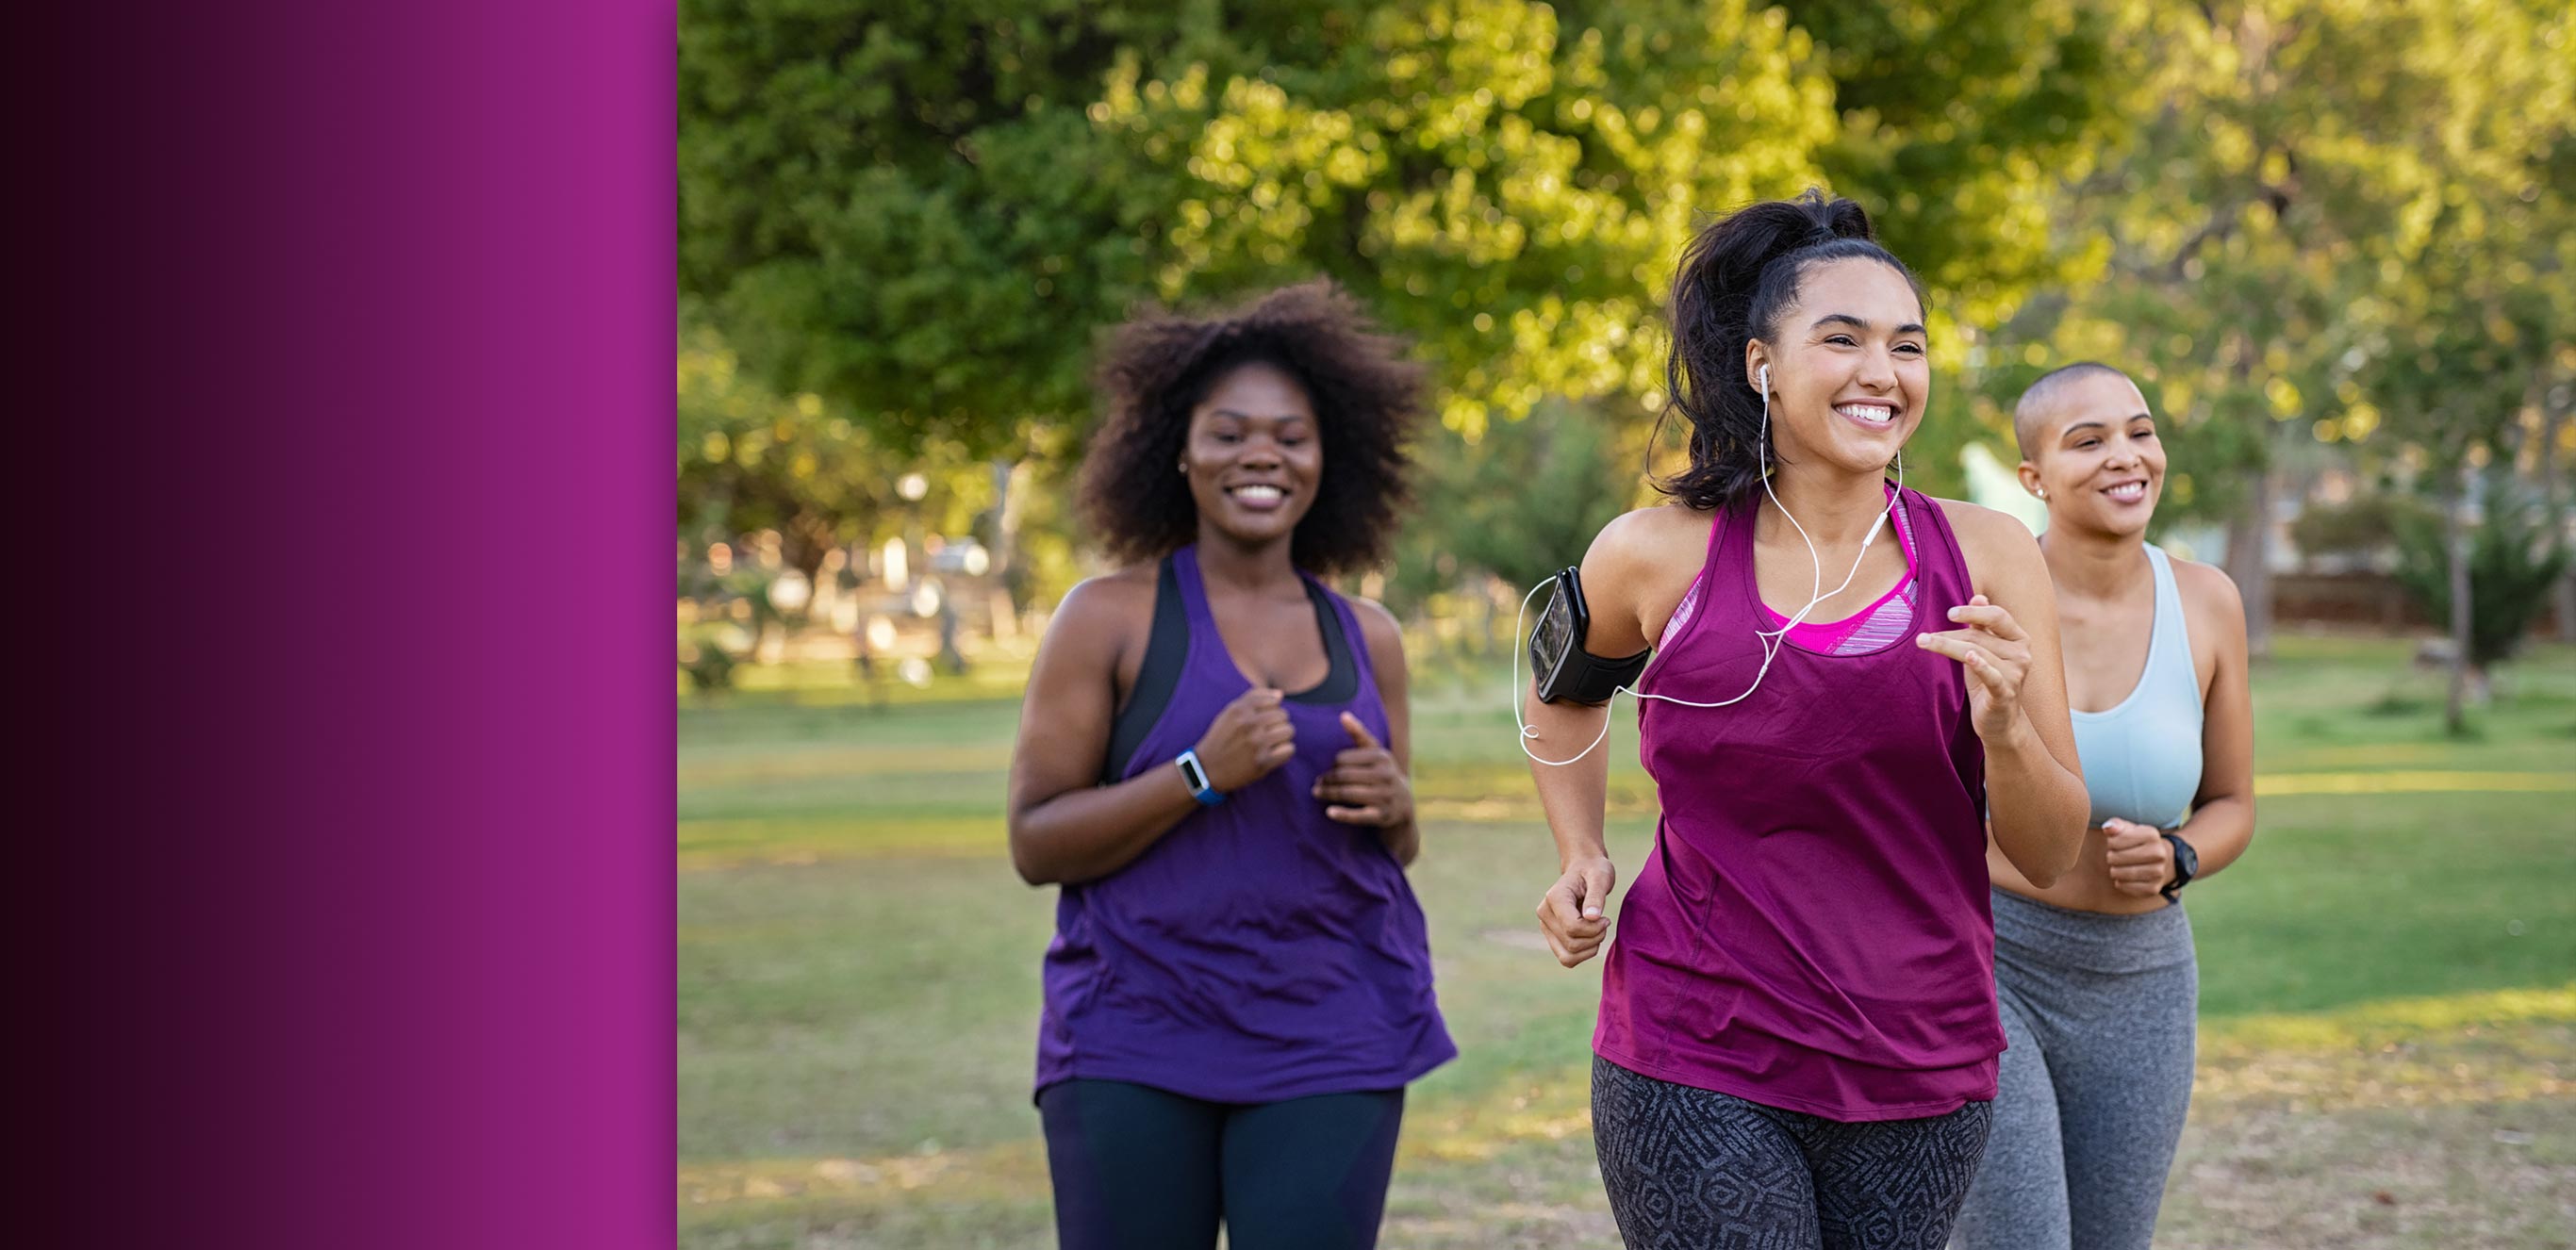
left=1181, top=359, right=1324, bottom=548
left=2020, top=371, right=2165, bottom=537
left=1744, top=256, right=1929, bottom=479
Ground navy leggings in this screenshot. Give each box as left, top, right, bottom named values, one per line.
left=1037, top=1078, right=1406, bottom=1250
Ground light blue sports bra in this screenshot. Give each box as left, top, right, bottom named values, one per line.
left=2069, top=545, right=2204, bottom=831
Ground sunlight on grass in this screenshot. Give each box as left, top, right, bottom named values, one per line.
left=2196, top=985, right=2576, bottom=1115
left=678, top=814, right=1004, bottom=869
left=2252, top=772, right=2575, bottom=797
left=677, top=984, right=2576, bottom=1226
left=2213, top=984, right=2576, bottom=1049
left=680, top=743, right=1012, bottom=789
left=680, top=1138, right=1048, bottom=1209
left=678, top=635, right=2576, bottom=1247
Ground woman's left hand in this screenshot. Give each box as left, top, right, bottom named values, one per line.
left=2103, top=818, right=2178, bottom=897
left=1916, top=593, right=2036, bottom=745
left=1313, top=711, right=1412, bottom=829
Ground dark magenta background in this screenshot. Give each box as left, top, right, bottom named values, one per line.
left=23, top=4, right=671, bottom=1244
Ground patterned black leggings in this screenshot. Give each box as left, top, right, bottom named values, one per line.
left=1592, top=1055, right=1993, bottom=1250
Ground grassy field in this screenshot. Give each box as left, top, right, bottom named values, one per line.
left=679, top=633, right=2576, bottom=1249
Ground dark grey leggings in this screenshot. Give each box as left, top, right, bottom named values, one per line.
left=1592, top=1055, right=1995, bottom=1249
left=1951, top=889, right=2198, bottom=1250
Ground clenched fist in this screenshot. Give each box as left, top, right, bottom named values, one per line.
left=1312, top=711, right=1412, bottom=828
left=2102, top=818, right=2177, bottom=898
left=1193, top=687, right=1296, bottom=793
left=1536, top=855, right=1618, bottom=968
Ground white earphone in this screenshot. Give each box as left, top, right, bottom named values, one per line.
left=1514, top=359, right=1901, bottom=766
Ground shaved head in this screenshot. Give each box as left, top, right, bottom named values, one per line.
left=2013, top=362, right=2138, bottom=459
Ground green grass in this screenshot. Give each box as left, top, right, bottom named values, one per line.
left=679, top=633, right=2576, bottom=1248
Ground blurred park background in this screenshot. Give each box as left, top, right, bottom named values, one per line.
left=678, top=2, right=2574, bottom=1245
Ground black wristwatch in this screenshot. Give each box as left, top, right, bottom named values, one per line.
left=2159, top=832, right=2199, bottom=902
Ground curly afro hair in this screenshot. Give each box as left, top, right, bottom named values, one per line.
left=1078, top=280, right=1427, bottom=575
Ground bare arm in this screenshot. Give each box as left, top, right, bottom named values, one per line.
left=1927, top=503, right=2090, bottom=887
left=2179, top=566, right=2256, bottom=879
left=1006, top=577, right=1293, bottom=886
left=1525, top=509, right=1678, bottom=967
left=2106, top=562, right=2255, bottom=896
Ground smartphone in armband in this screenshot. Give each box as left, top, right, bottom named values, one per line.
left=1531, top=567, right=1651, bottom=705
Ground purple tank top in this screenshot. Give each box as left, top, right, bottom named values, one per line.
left=1595, top=486, right=2004, bottom=1121
left=1034, top=545, right=1455, bottom=1102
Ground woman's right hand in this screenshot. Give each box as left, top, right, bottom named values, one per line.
left=1193, top=686, right=1296, bottom=792
left=1536, top=854, right=1618, bottom=967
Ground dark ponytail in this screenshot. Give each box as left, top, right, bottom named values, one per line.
left=1655, top=189, right=1923, bottom=510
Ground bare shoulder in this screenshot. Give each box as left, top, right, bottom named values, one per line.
left=1929, top=496, right=2039, bottom=553
left=1041, top=565, right=1157, bottom=653
left=1929, top=497, right=2047, bottom=585
left=1347, top=594, right=1406, bottom=659
left=2168, top=554, right=2248, bottom=643
left=1582, top=502, right=1719, bottom=647
left=1587, top=502, right=1717, bottom=572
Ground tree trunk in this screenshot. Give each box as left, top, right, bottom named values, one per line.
left=989, top=458, right=1030, bottom=640
left=2538, top=388, right=2575, bottom=644
left=780, top=511, right=838, bottom=628
left=2223, top=466, right=2276, bottom=660
left=2442, top=467, right=2472, bottom=736
left=792, top=548, right=829, bottom=631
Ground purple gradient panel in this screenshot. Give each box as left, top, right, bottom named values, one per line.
left=25, top=3, right=671, bottom=1246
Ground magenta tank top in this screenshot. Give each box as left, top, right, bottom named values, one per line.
left=1595, top=485, right=2004, bottom=1121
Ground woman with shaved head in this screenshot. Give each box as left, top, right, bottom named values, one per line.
left=1951, top=363, right=2257, bottom=1250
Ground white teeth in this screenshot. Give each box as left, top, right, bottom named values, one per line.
left=2105, top=482, right=2146, bottom=500
left=1836, top=403, right=1895, bottom=423
left=1230, top=485, right=1283, bottom=502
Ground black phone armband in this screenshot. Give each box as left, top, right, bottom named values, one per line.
left=1530, top=567, right=1651, bottom=705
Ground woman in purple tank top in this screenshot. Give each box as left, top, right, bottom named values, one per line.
left=1521, top=191, right=2092, bottom=1249
left=1007, top=282, right=1454, bottom=1250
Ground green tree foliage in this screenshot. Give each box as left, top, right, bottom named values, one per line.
left=681, top=0, right=2571, bottom=670
left=1783, top=0, right=2126, bottom=327
left=678, top=323, right=897, bottom=588
left=682, top=0, right=1850, bottom=453
left=1098, top=0, right=1836, bottom=438
left=2392, top=497, right=2570, bottom=671
left=1381, top=395, right=1640, bottom=620
left=681, top=2, right=2130, bottom=472
left=680, top=0, right=1243, bottom=455
left=1966, top=0, right=2572, bottom=664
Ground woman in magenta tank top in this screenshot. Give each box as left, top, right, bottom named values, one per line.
left=1007, top=282, right=1453, bottom=1250
left=1522, top=191, right=2092, bottom=1249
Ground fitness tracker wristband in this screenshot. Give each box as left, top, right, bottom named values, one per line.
left=2159, top=831, right=2198, bottom=901
left=1175, top=749, right=1225, bottom=807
